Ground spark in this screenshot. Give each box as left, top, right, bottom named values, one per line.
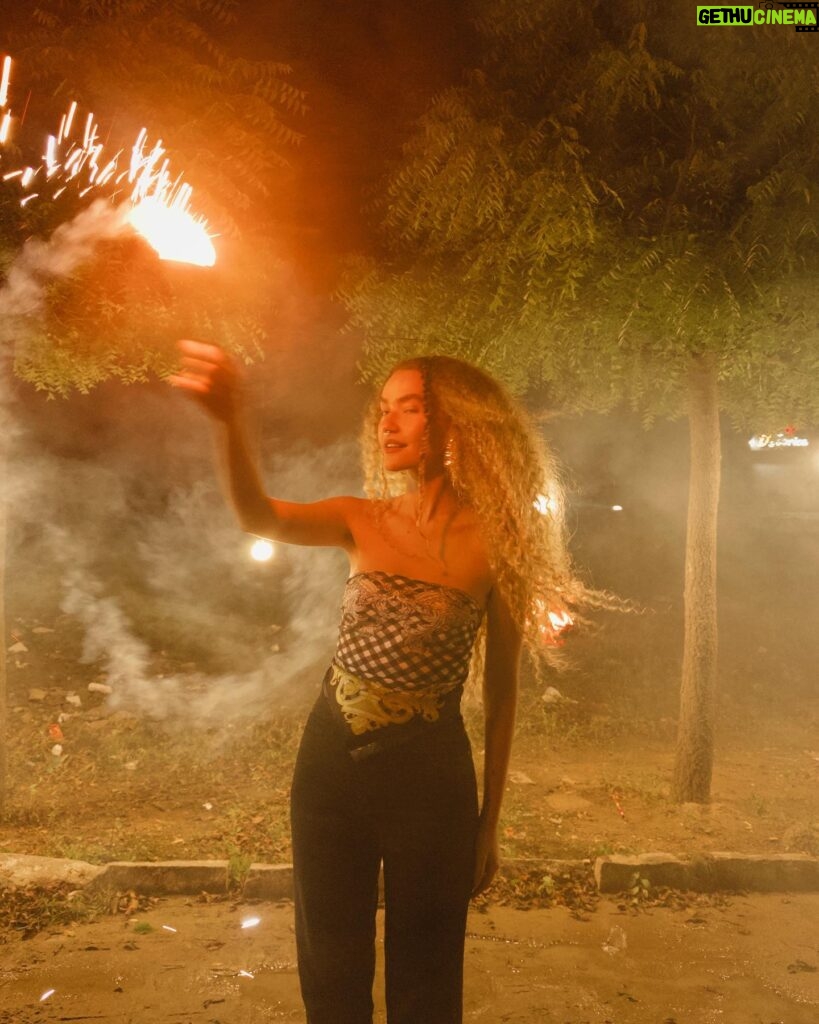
left=611, top=504, right=623, bottom=512
left=162, top=925, right=178, bottom=933
left=241, top=917, right=261, bottom=930
left=62, top=99, right=77, bottom=141
left=82, top=112, right=95, bottom=149
left=238, top=970, right=255, bottom=979
left=20, top=193, right=39, bottom=207
left=39, top=989, right=56, bottom=1003
left=0, top=56, right=11, bottom=108
left=0, top=111, right=10, bottom=144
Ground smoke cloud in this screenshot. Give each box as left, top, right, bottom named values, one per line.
left=0, top=199, right=361, bottom=728
left=0, top=200, right=125, bottom=322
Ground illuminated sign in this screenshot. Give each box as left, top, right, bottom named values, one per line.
left=748, top=433, right=809, bottom=450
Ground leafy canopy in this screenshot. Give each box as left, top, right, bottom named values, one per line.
left=342, top=0, right=819, bottom=429
left=1, top=0, right=304, bottom=394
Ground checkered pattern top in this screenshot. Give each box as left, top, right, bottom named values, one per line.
left=334, top=571, right=484, bottom=698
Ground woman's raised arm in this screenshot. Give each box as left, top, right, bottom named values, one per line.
left=169, top=339, right=359, bottom=550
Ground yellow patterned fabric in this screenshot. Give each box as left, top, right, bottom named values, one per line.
left=327, top=662, right=446, bottom=736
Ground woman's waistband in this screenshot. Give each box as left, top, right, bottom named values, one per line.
left=322, top=661, right=463, bottom=761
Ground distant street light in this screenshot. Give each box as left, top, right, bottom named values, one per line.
left=250, top=539, right=274, bottom=562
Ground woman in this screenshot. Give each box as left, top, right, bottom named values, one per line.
left=171, top=340, right=581, bottom=1024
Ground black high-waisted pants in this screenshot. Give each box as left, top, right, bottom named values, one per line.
left=290, top=694, right=479, bottom=1024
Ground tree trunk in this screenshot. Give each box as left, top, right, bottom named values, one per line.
left=672, top=354, right=721, bottom=803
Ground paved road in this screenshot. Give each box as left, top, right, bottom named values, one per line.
left=1, top=894, right=818, bottom=1022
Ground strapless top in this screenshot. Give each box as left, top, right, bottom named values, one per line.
left=325, top=570, right=485, bottom=754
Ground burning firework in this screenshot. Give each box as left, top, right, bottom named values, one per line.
left=0, top=56, right=216, bottom=267
left=533, top=598, right=574, bottom=647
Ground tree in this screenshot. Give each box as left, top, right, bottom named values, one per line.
left=0, top=0, right=303, bottom=815
left=340, top=0, right=819, bottom=801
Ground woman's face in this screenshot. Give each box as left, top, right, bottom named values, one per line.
left=379, top=368, right=430, bottom=473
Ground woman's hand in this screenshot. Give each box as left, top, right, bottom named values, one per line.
left=169, top=339, right=241, bottom=423
left=471, top=815, right=500, bottom=897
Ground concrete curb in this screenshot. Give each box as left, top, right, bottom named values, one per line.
left=594, top=852, right=819, bottom=893
left=3, top=852, right=819, bottom=897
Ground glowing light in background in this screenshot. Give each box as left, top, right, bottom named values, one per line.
left=547, top=609, right=573, bottom=632
left=533, top=493, right=556, bottom=516
left=250, top=540, right=275, bottom=563
left=611, top=504, right=624, bottom=512
left=748, top=433, right=809, bottom=450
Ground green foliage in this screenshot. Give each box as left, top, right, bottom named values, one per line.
left=343, top=0, right=819, bottom=430
left=12, top=233, right=271, bottom=396
left=0, top=1, right=303, bottom=394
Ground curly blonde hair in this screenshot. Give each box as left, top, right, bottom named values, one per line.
left=361, top=354, right=604, bottom=673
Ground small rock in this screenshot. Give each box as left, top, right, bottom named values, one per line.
left=8, top=641, right=28, bottom=653
left=28, top=688, right=47, bottom=702
left=51, top=744, right=63, bottom=757
left=508, top=770, right=535, bottom=785
left=66, top=694, right=82, bottom=707
left=602, top=925, right=627, bottom=955
left=88, top=682, right=113, bottom=695
left=788, top=960, right=817, bottom=974
left=782, top=823, right=819, bottom=856
left=124, top=761, right=138, bottom=771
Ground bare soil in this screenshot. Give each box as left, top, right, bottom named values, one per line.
left=1, top=893, right=818, bottom=1022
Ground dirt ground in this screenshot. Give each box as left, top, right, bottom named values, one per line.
left=3, top=609, right=818, bottom=869
left=2, top=608, right=819, bottom=1022
left=1, top=893, right=818, bottom=1023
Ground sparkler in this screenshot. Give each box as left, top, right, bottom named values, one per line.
left=0, top=55, right=216, bottom=267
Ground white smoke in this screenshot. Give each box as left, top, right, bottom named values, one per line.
left=0, top=198, right=359, bottom=726
left=0, top=199, right=125, bottom=321
left=28, top=438, right=361, bottom=726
